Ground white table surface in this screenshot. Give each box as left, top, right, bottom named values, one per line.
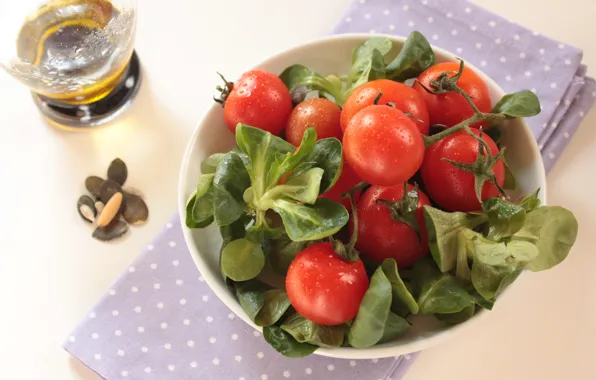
left=0, top=0, right=595, bottom=379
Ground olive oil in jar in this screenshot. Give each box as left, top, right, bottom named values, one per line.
left=15, top=0, right=136, bottom=104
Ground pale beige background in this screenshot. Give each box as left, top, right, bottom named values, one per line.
left=0, top=0, right=594, bottom=379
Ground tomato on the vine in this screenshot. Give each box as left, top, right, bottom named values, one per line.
left=285, top=242, right=369, bottom=326
left=217, top=69, right=292, bottom=135
left=285, top=98, right=342, bottom=146
left=350, top=184, right=431, bottom=268
left=420, top=129, right=505, bottom=212
left=343, top=105, right=425, bottom=186
left=413, top=62, right=491, bottom=128
left=341, top=79, right=430, bottom=135
left=320, top=160, right=363, bottom=211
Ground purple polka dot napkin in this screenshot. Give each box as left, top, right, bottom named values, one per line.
left=63, top=1, right=595, bottom=379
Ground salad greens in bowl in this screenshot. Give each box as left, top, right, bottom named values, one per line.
left=178, top=31, right=579, bottom=359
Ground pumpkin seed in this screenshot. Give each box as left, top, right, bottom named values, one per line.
left=107, top=158, right=128, bottom=186
left=92, top=220, right=129, bottom=241
left=81, top=158, right=149, bottom=242
left=99, top=179, right=123, bottom=203
left=123, top=193, right=149, bottom=224
left=95, top=200, right=105, bottom=215
left=77, top=195, right=97, bottom=223
left=123, top=186, right=145, bottom=198
left=85, top=176, right=104, bottom=197
left=97, top=192, right=124, bottom=227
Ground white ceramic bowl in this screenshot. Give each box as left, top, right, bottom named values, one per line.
left=178, top=34, right=547, bottom=359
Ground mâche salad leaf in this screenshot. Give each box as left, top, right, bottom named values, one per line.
left=279, top=64, right=345, bottom=105
left=461, top=228, right=539, bottom=267
left=385, top=30, right=435, bottom=81
left=267, top=235, right=308, bottom=275
left=254, top=289, right=292, bottom=326
left=257, top=168, right=324, bottom=208
left=459, top=228, right=538, bottom=299
left=381, top=258, right=419, bottom=316
left=213, top=152, right=251, bottom=226
left=185, top=192, right=214, bottom=229
left=411, top=257, right=475, bottom=315
left=281, top=313, right=345, bottom=348
left=471, top=261, right=523, bottom=300
left=422, top=205, right=487, bottom=273
left=346, top=41, right=389, bottom=90
left=235, top=123, right=296, bottom=197
left=264, top=326, right=318, bottom=358
left=379, top=312, right=411, bottom=343
left=234, top=124, right=348, bottom=241
left=348, top=265, right=410, bottom=348
left=435, top=304, right=476, bottom=325
left=221, top=238, right=265, bottom=281
left=219, top=214, right=252, bottom=281
left=297, top=137, right=343, bottom=194
left=235, top=280, right=269, bottom=321
left=192, top=174, right=215, bottom=225
left=512, top=205, right=579, bottom=272
left=482, top=197, right=526, bottom=240
left=273, top=198, right=349, bottom=241
left=280, top=31, right=436, bottom=106
left=347, top=266, right=392, bottom=348
left=235, top=281, right=291, bottom=326
left=519, top=189, right=542, bottom=212
left=492, top=90, right=541, bottom=118
left=201, top=153, right=226, bottom=174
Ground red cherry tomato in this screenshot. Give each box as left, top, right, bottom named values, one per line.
left=350, top=184, right=431, bottom=268
left=343, top=105, right=425, bottom=186
left=285, top=242, right=369, bottom=326
left=421, top=129, right=505, bottom=212
left=320, top=160, right=363, bottom=211
left=221, top=69, right=292, bottom=135
left=285, top=98, right=342, bottom=146
left=341, top=79, right=430, bottom=135
left=413, top=62, right=491, bottom=128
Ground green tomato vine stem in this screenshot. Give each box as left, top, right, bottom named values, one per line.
left=214, top=72, right=234, bottom=106
left=419, top=60, right=510, bottom=147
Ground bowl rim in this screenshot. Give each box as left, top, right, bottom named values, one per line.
left=177, top=32, right=547, bottom=359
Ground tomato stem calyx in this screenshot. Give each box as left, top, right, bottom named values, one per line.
left=373, top=90, right=383, bottom=105
left=341, top=181, right=370, bottom=199
left=441, top=128, right=507, bottom=203
left=214, top=72, right=234, bottom=106
left=425, top=60, right=484, bottom=116
left=376, top=182, right=421, bottom=238
left=403, top=112, right=424, bottom=124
